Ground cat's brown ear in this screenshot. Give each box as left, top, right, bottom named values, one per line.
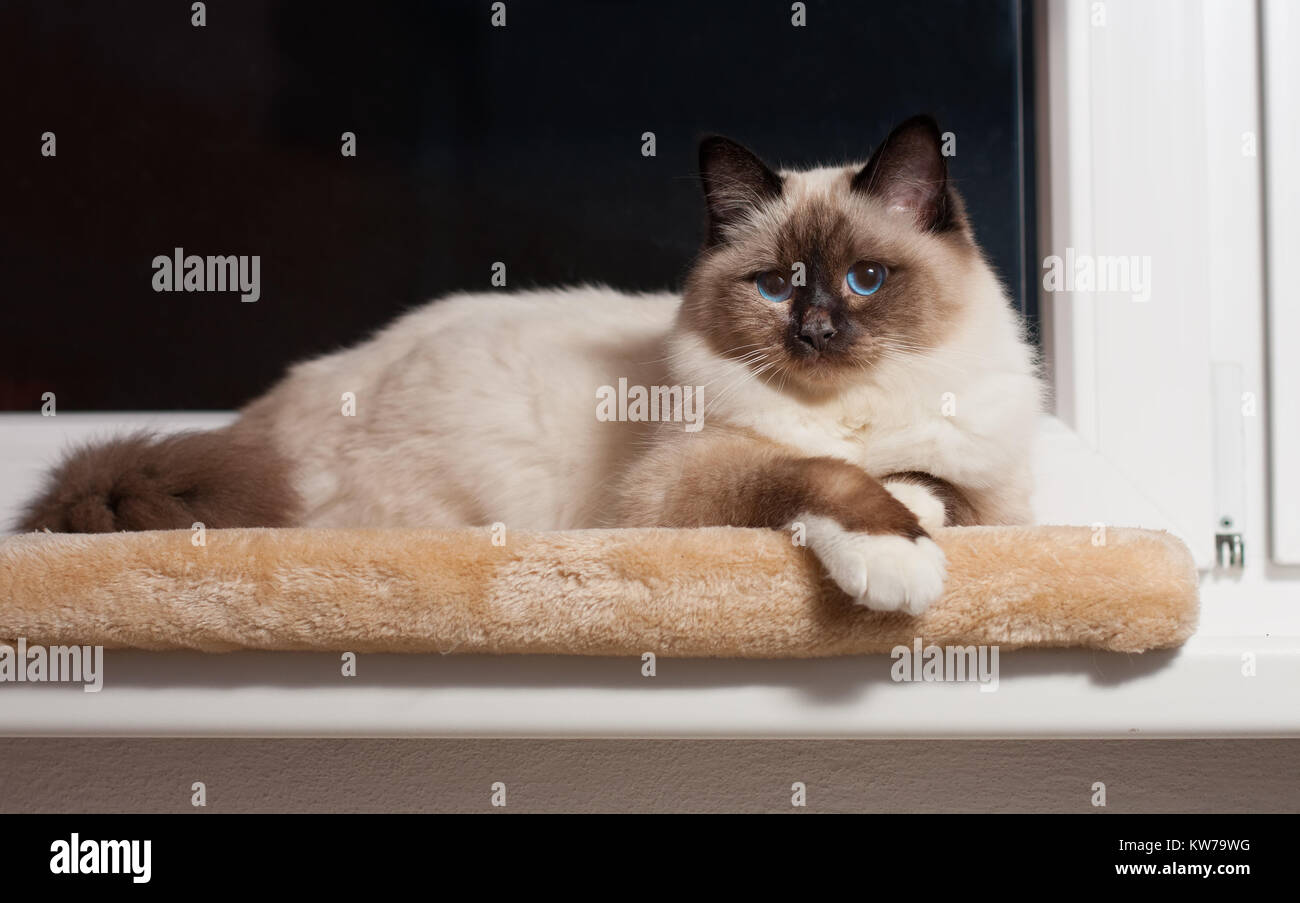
left=851, top=115, right=956, bottom=233
left=699, top=136, right=783, bottom=245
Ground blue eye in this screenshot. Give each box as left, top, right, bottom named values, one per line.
left=756, top=270, right=793, bottom=302
left=847, top=260, right=886, bottom=296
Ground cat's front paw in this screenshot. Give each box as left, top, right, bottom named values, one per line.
left=799, top=514, right=947, bottom=614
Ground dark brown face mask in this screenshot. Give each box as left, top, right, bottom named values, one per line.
left=681, top=115, right=975, bottom=392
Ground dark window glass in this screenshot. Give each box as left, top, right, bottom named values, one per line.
left=1, top=0, right=1035, bottom=410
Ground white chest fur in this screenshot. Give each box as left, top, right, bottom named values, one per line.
left=667, top=322, right=1040, bottom=490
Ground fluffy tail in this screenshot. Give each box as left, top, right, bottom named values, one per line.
left=16, top=428, right=300, bottom=533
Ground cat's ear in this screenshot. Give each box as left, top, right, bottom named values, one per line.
left=699, top=136, right=784, bottom=244
left=851, top=115, right=955, bottom=233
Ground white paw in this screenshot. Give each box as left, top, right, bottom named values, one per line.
left=798, top=514, right=947, bottom=614
left=883, top=480, right=947, bottom=534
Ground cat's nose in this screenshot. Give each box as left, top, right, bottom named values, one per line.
left=798, top=311, right=837, bottom=350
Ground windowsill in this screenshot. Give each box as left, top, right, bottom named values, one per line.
left=1, top=412, right=1296, bottom=738
left=0, top=636, right=1294, bottom=738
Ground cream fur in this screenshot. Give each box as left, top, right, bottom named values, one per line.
left=244, top=273, right=1038, bottom=531
left=242, top=287, right=679, bottom=529
left=240, top=167, right=1041, bottom=545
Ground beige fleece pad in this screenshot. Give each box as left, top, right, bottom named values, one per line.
left=0, top=525, right=1198, bottom=656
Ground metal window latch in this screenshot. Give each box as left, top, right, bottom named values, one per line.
left=1215, top=522, right=1244, bottom=569
left=1212, top=363, right=1246, bottom=571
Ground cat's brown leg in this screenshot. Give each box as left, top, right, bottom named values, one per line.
left=616, top=432, right=947, bottom=613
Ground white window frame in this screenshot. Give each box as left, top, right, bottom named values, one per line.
left=1031, top=0, right=1275, bottom=569
left=1261, top=0, right=1300, bottom=565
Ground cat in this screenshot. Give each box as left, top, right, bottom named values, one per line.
left=18, top=115, right=1042, bottom=614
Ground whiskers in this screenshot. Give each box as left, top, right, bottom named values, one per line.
left=639, top=340, right=765, bottom=367
left=701, top=353, right=784, bottom=420
left=866, top=336, right=999, bottom=379
left=664, top=333, right=995, bottom=424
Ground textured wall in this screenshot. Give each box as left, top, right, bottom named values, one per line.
left=1, top=739, right=1297, bottom=813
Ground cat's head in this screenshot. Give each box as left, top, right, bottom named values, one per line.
left=679, top=115, right=997, bottom=394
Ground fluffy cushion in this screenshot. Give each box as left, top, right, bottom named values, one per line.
left=0, top=524, right=1198, bottom=656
